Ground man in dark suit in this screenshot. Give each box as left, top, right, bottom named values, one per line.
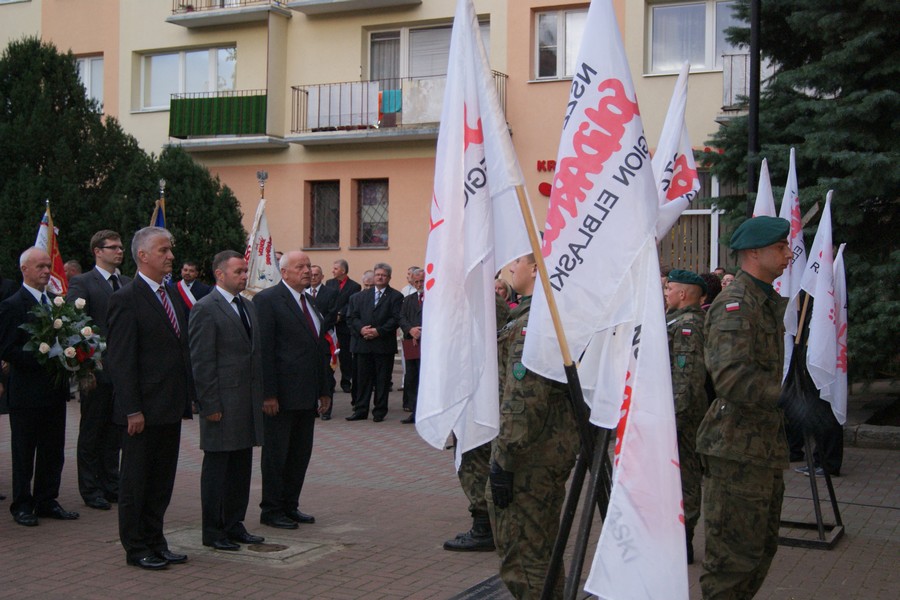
left=399, top=269, right=425, bottom=424
left=189, top=250, right=265, bottom=551
left=254, top=250, right=332, bottom=530
left=346, top=263, right=403, bottom=422
left=67, top=230, right=131, bottom=511
left=107, top=227, right=196, bottom=570
left=307, top=264, right=339, bottom=420
left=0, top=247, right=79, bottom=526
left=325, top=259, right=361, bottom=394
left=175, top=259, right=211, bottom=310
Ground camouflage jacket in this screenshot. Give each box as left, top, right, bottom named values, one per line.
left=696, top=270, right=790, bottom=468
left=666, top=304, right=708, bottom=423
left=494, top=296, right=579, bottom=471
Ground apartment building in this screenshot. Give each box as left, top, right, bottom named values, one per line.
left=1, top=0, right=749, bottom=275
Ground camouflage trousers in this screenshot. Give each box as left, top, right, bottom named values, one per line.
left=700, top=455, right=784, bottom=600
left=676, top=412, right=703, bottom=536
left=458, top=442, right=491, bottom=517
left=486, top=461, right=573, bottom=600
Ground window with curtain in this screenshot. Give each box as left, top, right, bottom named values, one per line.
left=356, top=180, right=389, bottom=248
left=76, top=56, right=104, bottom=110
left=369, top=22, right=490, bottom=81
left=534, top=8, right=588, bottom=79
left=140, top=46, right=237, bottom=110
left=648, top=1, right=739, bottom=73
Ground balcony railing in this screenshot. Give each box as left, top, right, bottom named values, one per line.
left=721, top=53, right=776, bottom=110
left=171, top=0, right=283, bottom=13
left=169, top=89, right=267, bottom=138
left=290, top=72, right=508, bottom=134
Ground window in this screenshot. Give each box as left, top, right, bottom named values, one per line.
left=534, top=8, right=587, bottom=79
left=140, top=47, right=236, bottom=110
left=356, top=180, right=388, bottom=247
left=369, top=22, right=490, bottom=81
left=309, top=181, right=340, bottom=248
left=76, top=56, right=104, bottom=110
left=648, top=1, right=739, bottom=73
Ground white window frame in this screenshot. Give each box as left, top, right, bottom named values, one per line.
left=368, top=21, right=490, bottom=81
left=533, top=8, right=588, bottom=81
left=75, top=56, right=104, bottom=111
left=139, top=47, right=236, bottom=111
left=646, top=0, right=739, bottom=74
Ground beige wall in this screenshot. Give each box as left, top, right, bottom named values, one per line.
left=0, top=0, right=41, bottom=50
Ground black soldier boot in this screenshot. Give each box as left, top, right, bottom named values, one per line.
left=443, top=512, right=495, bottom=552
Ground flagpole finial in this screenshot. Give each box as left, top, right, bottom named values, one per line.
left=257, top=171, right=268, bottom=200
left=45, top=198, right=50, bottom=208
left=159, top=179, right=166, bottom=198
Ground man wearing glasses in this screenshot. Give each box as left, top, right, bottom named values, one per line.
left=67, top=230, right=132, bottom=511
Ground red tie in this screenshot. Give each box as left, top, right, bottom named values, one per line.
left=157, top=287, right=181, bottom=337
left=418, top=292, right=423, bottom=306
left=299, top=294, right=318, bottom=337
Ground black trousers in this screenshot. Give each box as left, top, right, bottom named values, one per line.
left=402, top=358, right=420, bottom=414
left=354, top=353, right=394, bottom=419
left=77, top=380, right=120, bottom=502
left=260, top=409, right=316, bottom=519
left=118, top=422, right=181, bottom=560
left=8, top=402, right=66, bottom=515
left=201, top=447, right=253, bottom=545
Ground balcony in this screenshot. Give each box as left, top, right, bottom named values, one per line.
left=168, top=90, right=288, bottom=152
left=719, top=53, right=776, bottom=119
left=167, top=0, right=291, bottom=28
left=287, top=0, right=421, bottom=16
left=288, top=72, right=508, bottom=146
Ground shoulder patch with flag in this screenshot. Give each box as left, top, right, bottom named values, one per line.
left=725, top=302, right=740, bottom=312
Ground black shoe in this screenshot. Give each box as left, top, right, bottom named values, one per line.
left=286, top=509, right=315, bottom=524
left=320, top=415, right=331, bottom=421
left=345, top=413, right=367, bottom=421
left=85, top=497, right=111, bottom=510
left=401, top=415, right=415, bottom=424
left=341, top=384, right=352, bottom=393
left=36, top=505, right=79, bottom=520
left=0, top=494, right=6, bottom=500
left=443, top=530, right=495, bottom=552
left=261, top=515, right=299, bottom=529
left=373, top=416, right=384, bottom=422
left=228, top=531, right=265, bottom=544
left=157, top=550, right=188, bottom=564
left=105, top=493, right=119, bottom=503
left=204, top=539, right=240, bottom=551
left=126, top=555, right=168, bottom=570
left=13, top=510, right=38, bottom=527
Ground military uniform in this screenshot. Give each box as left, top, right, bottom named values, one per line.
left=487, top=296, right=579, bottom=599
left=666, top=303, right=707, bottom=551
left=697, top=269, right=789, bottom=600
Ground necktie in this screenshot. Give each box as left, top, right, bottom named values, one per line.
left=299, top=294, right=318, bottom=337
left=157, top=287, right=181, bottom=337
left=233, top=296, right=251, bottom=338
left=374, top=289, right=382, bottom=306
left=311, top=287, right=317, bottom=299
left=40, top=293, right=50, bottom=312
left=418, top=292, right=424, bottom=306
left=109, top=274, right=120, bottom=291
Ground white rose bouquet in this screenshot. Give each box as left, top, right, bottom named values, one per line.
left=20, top=295, right=105, bottom=392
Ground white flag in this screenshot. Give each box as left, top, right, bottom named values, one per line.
left=416, top=0, right=532, bottom=461
left=820, top=243, right=848, bottom=424
left=243, top=199, right=281, bottom=296
left=585, top=241, right=688, bottom=600
left=653, top=62, right=700, bottom=239
left=752, top=158, right=777, bottom=217
left=802, top=192, right=836, bottom=395
left=773, top=148, right=807, bottom=379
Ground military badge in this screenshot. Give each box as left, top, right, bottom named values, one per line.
left=512, top=362, right=527, bottom=380
left=725, top=302, right=740, bottom=312
left=677, top=355, right=686, bottom=369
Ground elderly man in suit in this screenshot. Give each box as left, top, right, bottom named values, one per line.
left=67, top=230, right=131, bottom=511
left=399, top=268, right=425, bottom=424
left=0, top=247, right=79, bottom=526
left=346, top=263, right=403, bottom=423
left=254, top=250, right=332, bottom=530
left=325, top=259, right=361, bottom=394
left=107, top=226, right=196, bottom=570
left=189, top=250, right=265, bottom=551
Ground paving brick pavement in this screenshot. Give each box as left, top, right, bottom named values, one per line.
left=0, top=375, right=897, bottom=599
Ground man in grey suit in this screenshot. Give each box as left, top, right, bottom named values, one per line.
left=253, top=250, right=332, bottom=530
left=189, top=251, right=265, bottom=551
left=67, top=230, right=131, bottom=511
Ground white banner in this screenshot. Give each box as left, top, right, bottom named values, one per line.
left=802, top=192, right=837, bottom=395
left=820, top=243, right=848, bottom=424
left=243, top=199, right=281, bottom=296
left=752, top=158, right=777, bottom=217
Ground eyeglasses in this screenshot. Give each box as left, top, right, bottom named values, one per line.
left=100, top=245, right=124, bottom=251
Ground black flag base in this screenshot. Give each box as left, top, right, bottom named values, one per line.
left=778, top=433, right=844, bottom=550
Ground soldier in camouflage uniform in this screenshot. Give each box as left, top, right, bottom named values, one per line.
left=486, top=254, right=579, bottom=600
left=443, top=294, right=511, bottom=552
left=696, top=216, right=792, bottom=600
left=664, top=269, right=709, bottom=565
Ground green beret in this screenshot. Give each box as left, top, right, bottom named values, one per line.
left=667, top=269, right=707, bottom=295
left=730, top=216, right=790, bottom=250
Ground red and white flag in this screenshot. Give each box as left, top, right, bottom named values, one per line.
left=243, top=199, right=280, bottom=297
left=773, top=148, right=807, bottom=379
left=752, top=158, right=777, bottom=217
left=35, top=204, right=68, bottom=296
left=653, top=62, right=700, bottom=239
left=801, top=192, right=836, bottom=396
left=521, top=1, right=687, bottom=597
left=416, top=0, right=531, bottom=461
left=820, top=243, right=848, bottom=424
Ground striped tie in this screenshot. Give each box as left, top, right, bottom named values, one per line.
left=157, top=287, right=181, bottom=337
